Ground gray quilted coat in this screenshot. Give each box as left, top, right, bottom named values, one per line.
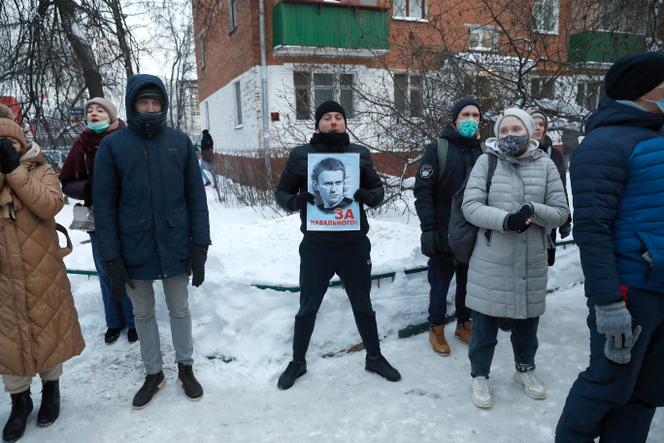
left=461, top=141, right=569, bottom=319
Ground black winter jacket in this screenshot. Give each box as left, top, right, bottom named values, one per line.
left=413, top=125, right=483, bottom=252
left=275, top=138, right=384, bottom=243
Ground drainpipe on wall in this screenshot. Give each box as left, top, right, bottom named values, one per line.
left=259, top=0, right=272, bottom=182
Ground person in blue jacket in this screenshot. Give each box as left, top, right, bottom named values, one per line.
left=556, top=52, right=664, bottom=443
left=93, top=74, right=211, bottom=409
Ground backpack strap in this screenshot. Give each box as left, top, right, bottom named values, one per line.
left=485, top=152, right=498, bottom=193
left=436, top=138, right=448, bottom=181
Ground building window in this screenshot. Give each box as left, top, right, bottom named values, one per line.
left=533, top=0, right=559, bottom=34
left=393, top=0, right=426, bottom=20
left=576, top=80, right=603, bottom=111
left=234, top=81, right=242, bottom=127
left=530, top=78, right=555, bottom=99
left=294, top=72, right=311, bottom=120
left=394, top=73, right=423, bottom=117
left=600, top=0, right=648, bottom=34
left=293, top=72, right=355, bottom=120
left=228, top=0, right=237, bottom=32
left=467, top=25, right=497, bottom=52
left=199, top=35, right=206, bottom=69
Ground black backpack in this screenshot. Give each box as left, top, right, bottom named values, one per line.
left=445, top=147, right=497, bottom=264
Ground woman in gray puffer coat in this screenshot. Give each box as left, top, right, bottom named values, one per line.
left=461, top=108, right=569, bottom=409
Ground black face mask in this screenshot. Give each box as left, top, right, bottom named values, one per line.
left=131, top=111, right=166, bottom=138
left=310, top=132, right=350, bottom=150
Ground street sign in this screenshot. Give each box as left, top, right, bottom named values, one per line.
left=70, top=106, right=84, bottom=118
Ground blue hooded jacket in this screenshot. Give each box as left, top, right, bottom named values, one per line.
left=571, top=96, right=664, bottom=305
left=93, top=74, right=210, bottom=280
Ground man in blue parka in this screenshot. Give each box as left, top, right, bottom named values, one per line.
left=93, top=74, right=210, bottom=409
left=556, top=52, right=664, bottom=442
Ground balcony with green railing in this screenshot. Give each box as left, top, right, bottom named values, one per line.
left=272, top=1, right=389, bottom=57
left=568, top=31, right=647, bottom=65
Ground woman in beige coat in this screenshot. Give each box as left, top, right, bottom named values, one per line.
left=461, top=108, right=569, bottom=409
left=0, top=105, right=84, bottom=441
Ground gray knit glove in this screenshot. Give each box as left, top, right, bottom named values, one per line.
left=595, top=301, right=642, bottom=364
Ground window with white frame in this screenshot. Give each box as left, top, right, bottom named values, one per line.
left=533, top=0, right=559, bottom=34
left=228, top=0, right=237, bottom=32
left=394, top=73, right=423, bottom=118
left=576, top=80, right=603, bottom=111
left=467, top=25, right=497, bottom=51
left=234, top=81, right=242, bottom=126
left=293, top=72, right=355, bottom=120
left=393, top=0, right=426, bottom=20
left=530, top=77, right=555, bottom=99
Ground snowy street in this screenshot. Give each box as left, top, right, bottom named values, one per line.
left=2, top=188, right=662, bottom=442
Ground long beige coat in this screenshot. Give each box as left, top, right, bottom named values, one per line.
left=0, top=150, right=84, bottom=376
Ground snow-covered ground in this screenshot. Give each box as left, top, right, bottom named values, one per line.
left=3, top=188, right=662, bottom=442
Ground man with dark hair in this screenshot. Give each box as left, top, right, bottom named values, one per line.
left=556, top=52, right=664, bottom=442
left=414, top=97, right=484, bottom=356
left=200, top=129, right=218, bottom=189
left=275, top=100, right=401, bottom=390
left=311, top=157, right=353, bottom=212
left=94, top=74, right=210, bottom=409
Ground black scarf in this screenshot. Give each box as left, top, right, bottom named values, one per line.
left=309, top=132, right=350, bottom=151
left=130, top=112, right=166, bottom=139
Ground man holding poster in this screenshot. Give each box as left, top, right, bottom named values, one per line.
left=275, top=100, right=401, bottom=390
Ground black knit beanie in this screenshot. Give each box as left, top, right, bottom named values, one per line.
left=605, top=52, right=664, bottom=101
left=315, top=100, right=346, bottom=129
left=134, top=87, right=164, bottom=104
left=451, top=97, right=482, bottom=122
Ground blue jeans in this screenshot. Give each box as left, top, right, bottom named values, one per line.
left=201, top=160, right=219, bottom=188
left=469, top=311, right=539, bottom=378
left=556, top=287, right=664, bottom=443
left=89, top=232, right=134, bottom=329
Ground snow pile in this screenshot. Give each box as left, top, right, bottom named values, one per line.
left=4, top=189, right=659, bottom=442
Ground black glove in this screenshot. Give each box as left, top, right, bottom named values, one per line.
left=190, top=245, right=208, bottom=287
left=354, top=188, right=376, bottom=206
left=292, top=191, right=315, bottom=211
left=421, top=231, right=437, bottom=257
left=505, top=203, right=534, bottom=233
left=0, top=138, right=20, bottom=175
left=559, top=220, right=572, bottom=239
left=104, top=259, right=135, bottom=301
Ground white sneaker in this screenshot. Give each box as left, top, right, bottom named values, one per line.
left=513, top=370, right=547, bottom=399
left=472, top=376, right=493, bottom=408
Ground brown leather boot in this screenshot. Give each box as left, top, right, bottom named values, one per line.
left=429, top=324, right=451, bottom=356
left=455, top=320, right=472, bottom=344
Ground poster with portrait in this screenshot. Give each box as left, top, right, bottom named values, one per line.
left=306, top=153, right=360, bottom=231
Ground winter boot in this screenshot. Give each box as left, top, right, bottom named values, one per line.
left=429, top=324, right=450, bottom=355
left=177, top=363, right=203, bottom=401
left=454, top=320, right=472, bottom=344
left=127, top=328, right=139, bottom=343
left=132, top=371, right=165, bottom=410
left=472, top=376, right=493, bottom=409
left=36, top=380, right=60, bottom=427
left=277, top=360, right=307, bottom=390
left=513, top=370, right=546, bottom=399
left=365, top=354, right=401, bottom=382
left=104, top=327, right=122, bottom=344
left=2, top=389, right=33, bottom=442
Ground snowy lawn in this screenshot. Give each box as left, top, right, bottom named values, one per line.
left=2, top=188, right=662, bottom=442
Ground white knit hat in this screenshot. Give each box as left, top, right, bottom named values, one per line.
left=493, top=107, right=535, bottom=139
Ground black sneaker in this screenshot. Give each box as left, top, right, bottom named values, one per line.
left=132, top=371, right=165, bottom=410
left=2, top=389, right=33, bottom=442
left=104, top=327, right=122, bottom=344
left=177, top=363, right=203, bottom=401
left=277, top=360, right=307, bottom=390
left=366, top=354, right=401, bottom=382
left=127, top=328, right=139, bottom=343
left=37, top=380, right=60, bottom=427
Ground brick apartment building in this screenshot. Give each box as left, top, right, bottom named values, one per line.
left=192, top=0, right=648, bottom=181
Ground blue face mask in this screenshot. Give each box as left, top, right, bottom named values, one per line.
left=497, top=135, right=529, bottom=156
left=86, top=120, right=110, bottom=133
left=646, top=97, right=664, bottom=114
left=457, top=119, right=479, bottom=138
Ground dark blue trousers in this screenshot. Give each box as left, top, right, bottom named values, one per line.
left=90, top=232, right=134, bottom=329
left=469, top=311, right=539, bottom=378
left=427, top=255, right=470, bottom=325
left=556, top=287, right=664, bottom=443
left=292, top=237, right=380, bottom=361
